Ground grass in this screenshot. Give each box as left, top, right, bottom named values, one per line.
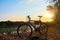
left=0, top=26, right=60, bottom=40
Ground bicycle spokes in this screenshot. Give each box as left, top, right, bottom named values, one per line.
left=39, top=23, right=48, bottom=35
left=17, top=24, right=32, bottom=40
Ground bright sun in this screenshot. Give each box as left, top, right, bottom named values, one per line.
left=44, top=12, right=54, bottom=18
left=41, top=11, right=54, bottom=22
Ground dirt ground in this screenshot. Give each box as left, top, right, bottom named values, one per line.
left=0, top=27, right=60, bottom=40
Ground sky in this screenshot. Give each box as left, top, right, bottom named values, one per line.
left=0, top=0, right=49, bottom=21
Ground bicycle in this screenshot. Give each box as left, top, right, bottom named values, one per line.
left=17, top=15, right=48, bottom=40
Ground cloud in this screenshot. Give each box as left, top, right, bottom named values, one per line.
left=26, top=0, right=34, bottom=3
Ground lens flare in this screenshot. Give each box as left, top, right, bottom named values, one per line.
left=41, top=11, right=54, bottom=22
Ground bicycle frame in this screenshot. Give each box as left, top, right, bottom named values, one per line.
left=27, top=15, right=42, bottom=32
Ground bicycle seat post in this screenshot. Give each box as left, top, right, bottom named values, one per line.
left=38, top=16, right=42, bottom=21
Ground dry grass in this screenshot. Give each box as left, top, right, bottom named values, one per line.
left=0, top=27, right=60, bottom=40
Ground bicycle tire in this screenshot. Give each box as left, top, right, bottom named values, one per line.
left=17, top=23, right=32, bottom=40
left=39, top=23, right=48, bottom=35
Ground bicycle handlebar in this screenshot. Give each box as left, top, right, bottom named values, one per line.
left=27, top=15, right=31, bottom=22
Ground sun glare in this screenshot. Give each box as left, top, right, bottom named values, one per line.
left=44, top=12, right=54, bottom=18
left=41, top=11, right=54, bottom=22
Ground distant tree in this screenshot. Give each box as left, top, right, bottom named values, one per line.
left=47, top=0, right=60, bottom=27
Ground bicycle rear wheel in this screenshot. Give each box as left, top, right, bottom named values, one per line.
left=39, top=23, right=48, bottom=35
left=17, top=23, right=32, bottom=40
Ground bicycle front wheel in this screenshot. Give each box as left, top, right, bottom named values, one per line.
left=39, top=23, right=48, bottom=35
left=17, top=23, right=32, bottom=40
